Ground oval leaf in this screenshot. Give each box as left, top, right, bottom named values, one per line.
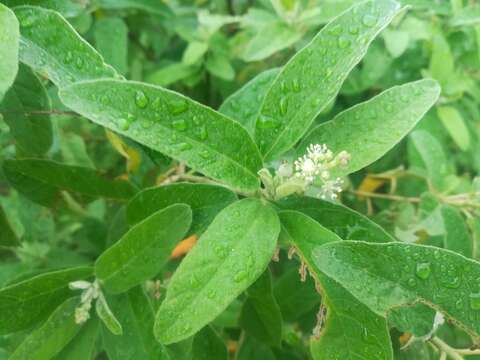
left=255, top=0, right=401, bottom=160
left=0, top=266, right=92, bottom=334
left=96, top=204, right=192, bottom=294
left=0, top=3, right=19, bottom=100
left=96, top=293, right=123, bottom=335
left=15, top=6, right=117, bottom=88
left=312, top=241, right=480, bottom=341
left=154, top=198, right=280, bottom=344
left=126, top=183, right=237, bottom=234
left=299, top=79, right=441, bottom=176
left=59, top=79, right=263, bottom=193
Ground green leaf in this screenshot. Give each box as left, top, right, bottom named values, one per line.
left=236, top=336, right=276, bottom=360
left=299, top=79, right=441, bottom=177
left=102, top=287, right=168, bottom=359
left=429, top=31, right=454, bottom=88
left=53, top=316, right=99, bottom=360
left=239, top=269, right=283, bottom=346
left=191, top=326, right=228, bottom=360
left=450, top=5, right=480, bottom=26
left=14, top=6, right=117, bottom=88
left=182, top=41, right=208, bottom=65
left=279, top=210, right=393, bottom=360
left=126, top=183, right=237, bottom=234
left=205, top=52, right=235, bottom=80
left=3, top=0, right=87, bottom=17
left=0, top=3, right=19, bottom=101
left=409, top=130, right=449, bottom=191
left=97, top=0, right=171, bottom=16
left=0, top=64, right=53, bottom=156
left=441, top=205, right=472, bottom=258
left=154, top=198, right=280, bottom=344
left=94, top=17, right=128, bottom=75
left=96, top=293, right=123, bottom=335
left=0, top=266, right=92, bottom=335
left=388, top=304, right=436, bottom=338
left=3, top=159, right=137, bottom=207
left=219, top=68, right=280, bottom=135
left=9, top=297, right=84, bottom=360
left=255, top=0, right=401, bottom=160
left=312, top=241, right=480, bottom=341
left=437, top=106, right=471, bottom=151
left=0, top=205, right=19, bottom=248
left=59, top=80, right=263, bottom=193
left=96, top=204, right=192, bottom=294
left=276, top=196, right=394, bottom=242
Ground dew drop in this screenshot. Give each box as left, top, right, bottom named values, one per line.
left=280, top=81, right=287, bottom=93
left=135, top=90, right=149, bottom=109
left=141, top=120, right=152, bottom=129
left=118, top=118, right=130, bottom=131
left=198, top=126, right=208, bottom=140
left=407, top=278, right=416, bottom=287
left=234, top=270, right=247, bottom=283
left=64, top=51, right=73, bottom=64
left=415, top=262, right=431, bottom=280
left=178, top=142, right=192, bottom=151
left=292, top=78, right=301, bottom=92
left=329, top=24, right=343, bottom=36
left=385, top=103, right=394, bottom=113
left=469, top=292, right=480, bottom=310
left=152, top=97, right=162, bottom=109
left=192, top=115, right=202, bottom=125
left=256, top=114, right=280, bottom=129
left=170, top=99, right=188, bottom=115
left=362, top=14, right=377, bottom=27
left=172, top=119, right=187, bottom=131
left=349, top=24, right=360, bottom=35
left=207, top=289, right=216, bottom=299
left=279, top=97, right=288, bottom=115
left=455, top=299, right=464, bottom=310
left=199, top=150, right=210, bottom=159
left=75, top=57, right=84, bottom=69
left=338, top=36, right=351, bottom=49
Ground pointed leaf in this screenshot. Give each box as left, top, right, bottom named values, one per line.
left=96, top=204, right=192, bottom=294
left=59, top=79, right=263, bottom=193
left=0, top=64, right=53, bottom=156
left=154, top=198, right=280, bottom=344
left=312, top=241, right=480, bottom=341
left=280, top=211, right=393, bottom=360
left=441, top=205, right=472, bottom=258
left=437, top=106, right=471, bottom=151
left=102, top=287, right=168, bottom=359
left=0, top=3, right=19, bottom=101
left=94, top=17, right=128, bottom=75
left=96, top=293, right=123, bottom=335
left=126, top=183, right=237, bottom=234
left=9, top=297, right=85, bottom=360
left=219, top=68, right=280, bottom=135
left=4, top=1, right=87, bottom=17
left=192, top=326, right=228, bottom=360
left=276, top=196, right=394, bottom=242
left=53, top=316, right=99, bottom=360
left=14, top=6, right=117, bottom=88
left=0, top=266, right=92, bottom=334
left=0, top=205, right=19, bottom=248
left=299, top=79, right=441, bottom=176
left=3, top=158, right=137, bottom=207
left=255, top=0, right=401, bottom=160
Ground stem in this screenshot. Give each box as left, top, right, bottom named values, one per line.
left=348, top=189, right=421, bottom=203
left=430, top=337, right=464, bottom=360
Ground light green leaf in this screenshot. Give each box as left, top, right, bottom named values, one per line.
left=239, top=269, right=283, bottom=346
left=205, top=52, right=235, bottom=80
left=182, top=41, right=208, bottom=65
left=4, top=0, right=87, bottom=17
left=94, top=17, right=128, bottom=75
left=279, top=210, right=393, bottom=360
left=9, top=297, right=84, bottom=360
left=382, top=29, right=410, bottom=58
left=154, top=198, right=280, bottom=344
left=0, top=205, right=19, bottom=248
left=312, top=241, right=480, bottom=341
left=96, top=0, right=171, bottom=15
left=276, top=196, right=394, bottom=242
left=0, top=266, right=92, bottom=335
left=102, top=287, right=168, bottom=359
left=3, top=159, right=137, bottom=207
left=53, top=316, right=99, bottom=360
left=450, top=5, right=480, bottom=27
left=96, top=293, right=122, bottom=335
left=15, top=6, right=117, bottom=88
left=437, top=106, right=471, bottom=151
left=441, top=205, right=472, bottom=258
left=146, top=62, right=199, bottom=87
left=126, top=183, right=237, bottom=234
left=191, top=326, right=228, bottom=360
left=96, top=204, right=192, bottom=294
left=429, top=31, right=454, bottom=88
left=255, top=0, right=401, bottom=160
left=0, top=64, right=53, bottom=156
left=219, top=68, right=280, bottom=135
left=299, top=79, right=441, bottom=177
left=59, top=80, right=263, bottom=193
left=0, top=3, right=19, bottom=101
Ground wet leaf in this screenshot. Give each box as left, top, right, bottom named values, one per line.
left=0, top=3, right=19, bottom=101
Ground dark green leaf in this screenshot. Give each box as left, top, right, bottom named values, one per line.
left=0, top=64, right=53, bottom=156
left=0, top=205, right=19, bottom=247
left=299, top=79, right=441, bottom=176
left=4, top=0, right=87, bottom=17
left=59, top=80, right=263, bottom=193
left=191, top=326, right=228, bottom=360
left=94, top=17, right=128, bottom=75
left=15, top=6, right=117, bottom=88
left=96, top=204, right=192, bottom=294
left=9, top=297, right=84, bottom=360
left=239, top=269, right=283, bottom=346
left=126, top=183, right=237, bottom=234
left=255, top=0, right=401, bottom=160
left=96, top=293, right=123, bottom=335
left=3, top=158, right=137, bottom=207
left=97, top=0, right=171, bottom=16
left=441, top=205, right=472, bottom=258
left=312, top=241, right=480, bottom=341
left=0, top=3, right=19, bottom=101
left=154, top=198, right=280, bottom=344
left=0, top=266, right=92, bottom=334
left=53, top=316, right=99, bottom=360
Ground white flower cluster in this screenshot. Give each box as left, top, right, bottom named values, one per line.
left=69, top=280, right=100, bottom=324
left=293, top=144, right=351, bottom=200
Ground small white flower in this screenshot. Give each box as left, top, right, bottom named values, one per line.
left=75, top=302, right=91, bottom=324
left=70, top=280, right=101, bottom=325
left=319, top=177, right=344, bottom=200
left=294, top=156, right=318, bottom=183
left=336, top=150, right=351, bottom=167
